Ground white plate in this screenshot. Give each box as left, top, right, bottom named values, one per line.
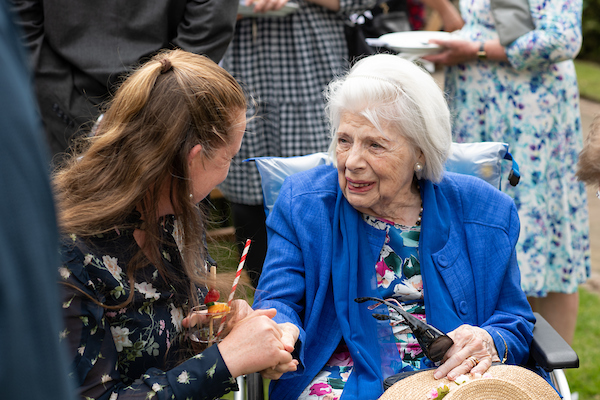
left=379, top=31, right=454, bottom=54
left=238, top=1, right=299, bottom=17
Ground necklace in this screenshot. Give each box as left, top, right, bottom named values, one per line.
left=415, top=203, right=423, bottom=226
left=415, top=183, right=423, bottom=227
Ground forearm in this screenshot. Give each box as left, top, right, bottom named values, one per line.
left=424, top=38, right=508, bottom=66
left=306, top=0, right=340, bottom=11
left=308, top=0, right=376, bottom=13
left=481, top=251, right=535, bottom=364
left=478, top=39, right=508, bottom=62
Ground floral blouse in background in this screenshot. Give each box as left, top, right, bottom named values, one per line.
left=446, top=0, right=590, bottom=296
left=59, top=213, right=237, bottom=400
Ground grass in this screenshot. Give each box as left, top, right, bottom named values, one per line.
left=575, top=59, right=600, bottom=103
left=564, top=287, right=600, bottom=400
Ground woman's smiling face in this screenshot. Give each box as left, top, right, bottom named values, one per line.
left=335, top=112, right=423, bottom=221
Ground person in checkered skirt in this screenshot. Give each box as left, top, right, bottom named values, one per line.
left=219, top=0, right=376, bottom=287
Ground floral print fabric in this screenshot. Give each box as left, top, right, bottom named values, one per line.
left=367, top=216, right=425, bottom=370
left=59, top=214, right=237, bottom=400
left=299, top=215, right=425, bottom=400
left=445, top=0, right=590, bottom=296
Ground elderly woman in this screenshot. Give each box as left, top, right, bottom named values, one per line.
left=253, top=54, right=535, bottom=400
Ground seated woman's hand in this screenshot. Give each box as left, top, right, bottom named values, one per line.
left=260, top=322, right=300, bottom=380
left=218, top=308, right=299, bottom=378
left=433, top=324, right=501, bottom=381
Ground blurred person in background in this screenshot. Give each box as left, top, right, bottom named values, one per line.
left=11, top=0, right=238, bottom=161
left=218, top=0, right=377, bottom=288
left=577, top=115, right=600, bottom=197
left=0, top=3, right=75, bottom=399
left=425, top=0, right=589, bottom=345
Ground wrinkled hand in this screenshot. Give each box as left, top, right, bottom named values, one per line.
left=260, top=322, right=300, bottom=380
left=245, top=0, right=289, bottom=13
left=423, top=39, right=479, bottom=66
left=433, top=325, right=500, bottom=381
left=218, top=308, right=298, bottom=378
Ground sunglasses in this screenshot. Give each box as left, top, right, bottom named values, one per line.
left=355, top=296, right=454, bottom=363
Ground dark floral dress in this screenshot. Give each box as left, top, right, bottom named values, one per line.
left=58, top=213, right=237, bottom=400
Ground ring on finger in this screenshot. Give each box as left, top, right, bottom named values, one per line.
left=467, top=356, right=479, bottom=367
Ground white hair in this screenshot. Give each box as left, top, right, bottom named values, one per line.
left=324, top=54, right=452, bottom=183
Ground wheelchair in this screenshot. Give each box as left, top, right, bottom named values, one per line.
left=233, top=143, right=579, bottom=400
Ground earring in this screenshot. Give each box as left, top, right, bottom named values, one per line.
left=189, top=193, right=194, bottom=200
left=414, top=162, right=423, bottom=180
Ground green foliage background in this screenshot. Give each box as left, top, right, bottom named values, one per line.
left=579, top=0, right=600, bottom=62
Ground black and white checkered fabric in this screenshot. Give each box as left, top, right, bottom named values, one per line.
left=219, top=0, right=376, bottom=205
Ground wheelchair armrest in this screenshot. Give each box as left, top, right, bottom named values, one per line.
left=530, top=312, right=579, bottom=371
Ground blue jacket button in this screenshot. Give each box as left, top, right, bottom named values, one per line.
left=459, top=301, right=468, bottom=315
left=437, top=255, right=448, bottom=267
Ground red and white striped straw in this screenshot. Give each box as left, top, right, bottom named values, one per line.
left=227, top=238, right=251, bottom=306
left=216, top=239, right=251, bottom=337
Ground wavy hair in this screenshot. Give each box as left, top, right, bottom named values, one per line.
left=53, top=49, right=246, bottom=307
left=576, top=114, right=600, bottom=185
left=324, top=54, right=452, bottom=183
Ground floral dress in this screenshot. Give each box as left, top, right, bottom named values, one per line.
left=299, top=215, right=426, bottom=400
left=58, top=213, right=237, bottom=400
left=445, top=0, right=590, bottom=296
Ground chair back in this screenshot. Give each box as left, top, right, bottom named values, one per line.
left=248, top=142, right=520, bottom=217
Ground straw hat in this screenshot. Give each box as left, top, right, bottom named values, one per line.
left=378, top=364, right=560, bottom=400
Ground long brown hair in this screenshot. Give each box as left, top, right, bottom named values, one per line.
left=577, top=114, right=600, bottom=185
left=53, top=49, right=246, bottom=308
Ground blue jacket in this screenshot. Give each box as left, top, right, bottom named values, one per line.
left=254, top=164, right=535, bottom=400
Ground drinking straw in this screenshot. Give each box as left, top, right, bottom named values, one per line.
left=215, top=239, right=251, bottom=337
left=206, top=265, right=218, bottom=346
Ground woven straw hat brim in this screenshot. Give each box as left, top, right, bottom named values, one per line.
left=378, top=364, right=560, bottom=400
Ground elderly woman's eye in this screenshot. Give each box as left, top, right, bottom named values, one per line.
left=337, top=137, right=351, bottom=148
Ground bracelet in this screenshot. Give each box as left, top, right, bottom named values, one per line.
left=477, top=42, right=487, bottom=60
left=497, top=331, right=508, bottom=363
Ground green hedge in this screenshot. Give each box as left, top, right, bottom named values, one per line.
left=579, top=0, right=600, bottom=62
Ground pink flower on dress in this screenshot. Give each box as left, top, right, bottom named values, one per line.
left=376, top=261, right=395, bottom=288
left=309, top=383, right=332, bottom=396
